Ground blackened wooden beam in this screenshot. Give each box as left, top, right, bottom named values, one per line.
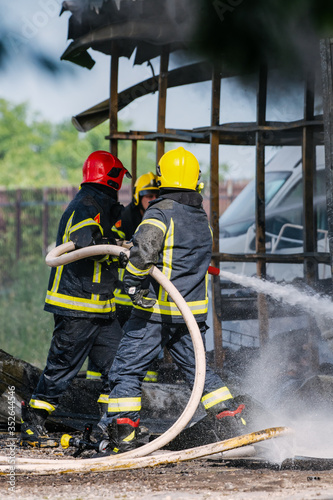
left=212, top=252, right=331, bottom=264
left=303, top=71, right=317, bottom=283
left=210, top=65, right=224, bottom=369
left=109, top=49, right=119, bottom=157
left=303, top=69, right=320, bottom=373
left=320, top=38, right=333, bottom=278
left=131, top=139, right=137, bottom=189
left=156, top=47, right=169, bottom=163
left=105, top=121, right=323, bottom=146
left=256, top=65, right=269, bottom=347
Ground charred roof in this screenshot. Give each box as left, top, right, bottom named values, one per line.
left=60, top=0, right=196, bottom=68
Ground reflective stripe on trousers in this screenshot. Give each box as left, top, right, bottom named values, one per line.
left=99, top=316, right=230, bottom=427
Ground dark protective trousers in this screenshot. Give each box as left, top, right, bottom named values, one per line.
left=32, top=314, right=123, bottom=406
left=100, top=316, right=227, bottom=426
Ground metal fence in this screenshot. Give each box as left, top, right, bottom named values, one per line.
left=0, top=187, right=77, bottom=259
left=0, top=187, right=79, bottom=285
left=0, top=181, right=247, bottom=286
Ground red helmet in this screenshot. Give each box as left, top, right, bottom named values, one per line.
left=82, top=150, right=131, bottom=191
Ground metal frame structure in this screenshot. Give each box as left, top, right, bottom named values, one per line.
left=60, top=2, right=331, bottom=370
left=103, top=56, right=328, bottom=370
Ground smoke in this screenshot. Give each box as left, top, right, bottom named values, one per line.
left=239, top=334, right=333, bottom=461
left=222, top=272, right=333, bottom=461
left=192, top=0, right=333, bottom=77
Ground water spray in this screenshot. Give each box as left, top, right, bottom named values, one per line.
left=210, top=266, right=333, bottom=321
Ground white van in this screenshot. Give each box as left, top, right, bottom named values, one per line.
left=219, top=146, right=329, bottom=282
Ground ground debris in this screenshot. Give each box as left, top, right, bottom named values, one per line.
left=1, top=432, right=333, bottom=499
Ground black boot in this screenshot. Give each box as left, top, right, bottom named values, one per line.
left=91, top=402, right=110, bottom=443
left=20, top=401, right=59, bottom=448
left=164, top=402, right=246, bottom=452
left=98, top=402, right=109, bottom=418
left=207, top=401, right=246, bottom=441
left=106, top=418, right=139, bottom=454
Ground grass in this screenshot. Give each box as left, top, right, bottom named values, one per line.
left=0, top=256, right=53, bottom=368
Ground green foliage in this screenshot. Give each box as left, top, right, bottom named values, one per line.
left=0, top=98, right=156, bottom=189
left=0, top=98, right=158, bottom=364
left=0, top=256, right=53, bottom=367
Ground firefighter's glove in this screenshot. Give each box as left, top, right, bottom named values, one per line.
left=118, top=252, right=129, bottom=269
left=127, top=286, right=156, bottom=309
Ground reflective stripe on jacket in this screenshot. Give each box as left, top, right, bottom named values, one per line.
left=124, top=193, right=212, bottom=323
left=44, top=184, right=122, bottom=318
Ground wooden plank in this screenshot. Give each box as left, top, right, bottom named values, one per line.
left=303, top=71, right=317, bottom=282
left=210, top=65, right=224, bottom=369
left=131, top=140, right=138, bottom=188
left=156, top=48, right=169, bottom=163
left=303, top=70, right=320, bottom=373
left=42, top=188, right=49, bottom=256
left=320, top=38, right=333, bottom=276
left=109, top=50, right=119, bottom=157
left=255, top=65, right=269, bottom=347
left=15, top=189, right=22, bottom=261
left=212, top=252, right=331, bottom=264
left=105, top=123, right=324, bottom=146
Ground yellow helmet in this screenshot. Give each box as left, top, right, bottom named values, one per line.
left=133, top=172, right=159, bottom=206
left=157, top=147, right=200, bottom=190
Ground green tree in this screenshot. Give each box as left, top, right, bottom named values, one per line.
left=0, top=98, right=156, bottom=189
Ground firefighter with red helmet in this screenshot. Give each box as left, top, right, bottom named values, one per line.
left=97, top=147, right=246, bottom=453
left=20, top=150, right=131, bottom=448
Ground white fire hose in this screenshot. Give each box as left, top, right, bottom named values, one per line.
left=45, top=242, right=207, bottom=459
left=0, top=243, right=291, bottom=475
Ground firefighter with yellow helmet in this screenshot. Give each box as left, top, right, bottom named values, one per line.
left=97, top=147, right=246, bottom=453
left=113, top=171, right=159, bottom=243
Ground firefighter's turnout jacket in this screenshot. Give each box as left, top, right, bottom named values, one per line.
left=123, top=190, right=212, bottom=323
left=112, top=201, right=142, bottom=241
left=44, top=184, right=123, bottom=319
left=98, top=190, right=236, bottom=430
left=110, top=201, right=143, bottom=316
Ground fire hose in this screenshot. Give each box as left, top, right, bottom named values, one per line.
left=0, top=427, right=291, bottom=475
left=44, top=241, right=207, bottom=461
left=0, top=243, right=291, bottom=474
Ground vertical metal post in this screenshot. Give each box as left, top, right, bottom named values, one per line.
left=303, top=70, right=319, bottom=372
left=320, top=39, right=333, bottom=269
left=303, top=71, right=317, bottom=282
left=210, top=65, right=224, bottom=369
left=131, top=140, right=138, bottom=192
left=157, top=46, right=169, bottom=364
left=109, top=51, right=119, bottom=157
left=320, top=38, right=333, bottom=277
left=15, top=189, right=22, bottom=261
left=255, top=65, right=269, bottom=347
left=42, top=187, right=49, bottom=256
left=156, top=47, right=169, bottom=163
